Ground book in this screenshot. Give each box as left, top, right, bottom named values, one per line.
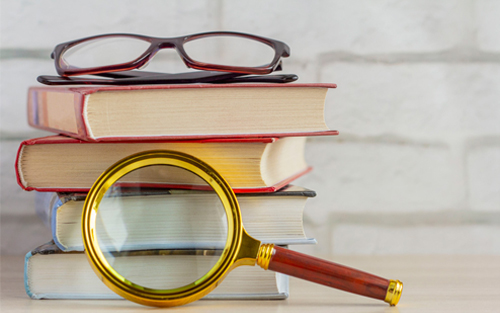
left=27, top=83, right=338, bottom=142
left=25, top=241, right=289, bottom=300
left=35, top=185, right=317, bottom=252
left=16, top=135, right=317, bottom=193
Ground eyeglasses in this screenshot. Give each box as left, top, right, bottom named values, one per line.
left=38, top=31, right=296, bottom=85
left=52, top=31, right=290, bottom=76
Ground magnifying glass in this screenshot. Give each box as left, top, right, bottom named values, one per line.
left=82, top=150, right=402, bottom=307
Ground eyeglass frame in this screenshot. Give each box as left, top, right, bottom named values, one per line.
left=51, top=31, right=291, bottom=77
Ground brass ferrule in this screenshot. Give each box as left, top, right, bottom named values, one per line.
left=384, top=280, right=403, bottom=306
left=256, top=244, right=275, bottom=270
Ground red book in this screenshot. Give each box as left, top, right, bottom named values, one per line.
left=15, top=135, right=330, bottom=193
left=27, top=83, right=338, bottom=142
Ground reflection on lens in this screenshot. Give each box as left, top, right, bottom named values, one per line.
left=61, top=36, right=150, bottom=69
left=184, top=36, right=276, bottom=67
left=95, top=164, right=229, bottom=290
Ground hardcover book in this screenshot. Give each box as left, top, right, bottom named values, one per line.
left=35, top=186, right=317, bottom=252
left=16, top=135, right=318, bottom=193
left=27, top=83, right=338, bottom=142
left=25, top=242, right=289, bottom=300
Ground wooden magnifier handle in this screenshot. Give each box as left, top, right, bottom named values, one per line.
left=257, top=245, right=402, bottom=306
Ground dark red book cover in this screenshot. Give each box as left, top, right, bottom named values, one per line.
left=15, top=135, right=321, bottom=193
left=27, top=83, right=338, bottom=142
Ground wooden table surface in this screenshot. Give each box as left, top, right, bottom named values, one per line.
left=2, top=255, right=500, bottom=312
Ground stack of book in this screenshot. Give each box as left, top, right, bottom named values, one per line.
left=17, top=83, right=337, bottom=300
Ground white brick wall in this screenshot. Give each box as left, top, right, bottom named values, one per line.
left=296, top=139, right=460, bottom=217
left=0, top=1, right=220, bottom=48
left=222, top=0, right=468, bottom=56
left=467, top=144, right=500, bottom=211
left=1, top=59, right=54, bottom=135
left=1, top=0, right=499, bottom=255
left=476, top=0, right=500, bottom=51
left=322, top=63, right=500, bottom=136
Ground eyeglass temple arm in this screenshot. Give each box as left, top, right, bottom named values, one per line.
left=213, top=74, right=297, bottom=84
left=37, top=72, right=298, bottom=85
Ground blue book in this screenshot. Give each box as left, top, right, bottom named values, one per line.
left=25, top=241, right=289, bottom=300
left=34, top=186, right=317, bottom=252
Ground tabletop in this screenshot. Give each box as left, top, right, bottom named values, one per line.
left=2, top=254, right=500, bottom=313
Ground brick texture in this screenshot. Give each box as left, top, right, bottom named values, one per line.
left=1, top=1, right=499, bottom=255
left=476, top=0, right=500, bottom=52
left=296, top=138, right=460, bottom=219
left=0, top=59, right=54, bottom=136
left=222, top=0, right=467, bottom=58
left=0, top=1, right=219, bottom=49
left=467, top=143, right=500, bottom=211
left=320, top=63, right=500, bottom=137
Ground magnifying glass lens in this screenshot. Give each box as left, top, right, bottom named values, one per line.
left=94, top=164, right=229, bottom=290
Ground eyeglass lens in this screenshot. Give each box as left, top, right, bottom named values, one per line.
left=61, top=36, right=151, bottom=69
left=183, top=36, right=276, bottom=67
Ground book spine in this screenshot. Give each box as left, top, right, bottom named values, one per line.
left=15, top=143, right=28, bottom=190
left=34, top=192, right=57, bottom=228
left=51, top=201, right=67, bottom=252
left=33, top=192, right=68, bottom=251
left=27, top=87, right=92, bottom=141
left=24, top=251, right=34, bottom=299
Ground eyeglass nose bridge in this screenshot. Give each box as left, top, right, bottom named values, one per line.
left=157, top=41, right=177, bottom=49
left=142, top=40, right=189, bottom=70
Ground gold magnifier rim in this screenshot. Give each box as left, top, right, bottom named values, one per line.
left=82, top=150, right=243, bottom=307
